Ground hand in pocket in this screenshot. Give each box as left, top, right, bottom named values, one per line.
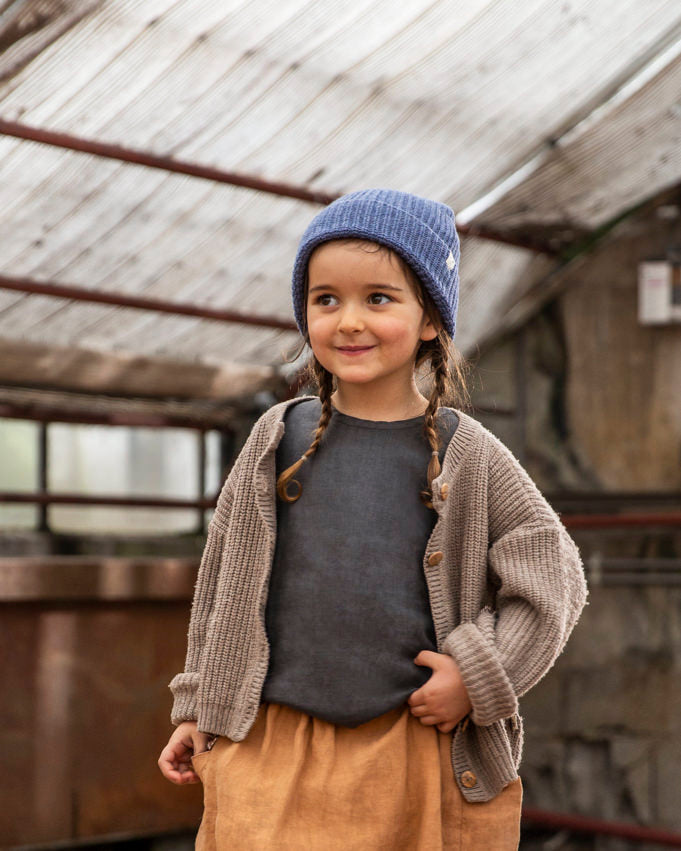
left=158, top=721, right=215, bottom=785
left=408, top=650, right=473, bottom=733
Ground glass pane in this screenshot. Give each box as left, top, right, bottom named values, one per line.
left=48, top=424, right=200, bottom=535
left=0, top=418, right=39, bottom=530
left=204, top=430, right=222, bottom=498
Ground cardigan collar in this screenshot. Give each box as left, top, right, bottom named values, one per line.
left=258, top=394, right=482, bottom=515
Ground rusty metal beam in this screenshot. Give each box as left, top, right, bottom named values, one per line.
left=0, top=118, right=336, bottom=206
left=2, top=489, right=679, bottom=529
left=0, top=490, right=219, bottom=510
left=0, top=118, right=557, bottom=255
left=522, top=805, right=681, bottom=847
left=563, top=512, right=681, bottom=529
left=546, top=490, right=681, bottom=509
left=0, top=273, right=298, bottom=331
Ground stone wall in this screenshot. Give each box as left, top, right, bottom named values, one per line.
left=468, top=206, right=681, bottom=848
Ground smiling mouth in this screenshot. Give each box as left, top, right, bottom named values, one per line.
left=337, top=346, right=375, bottom=354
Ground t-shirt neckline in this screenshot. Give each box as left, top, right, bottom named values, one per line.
left=330, top=402, right=429, bottom=430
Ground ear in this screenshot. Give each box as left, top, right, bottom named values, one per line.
left=419, top=313, right=439, bottom=342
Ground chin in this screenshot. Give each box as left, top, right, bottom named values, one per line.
left=338, top=376, right=377, bottom=386
left=330, top=370, right=380, bottom=387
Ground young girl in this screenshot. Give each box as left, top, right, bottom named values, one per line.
left=158, top=188, right=588, bottom=849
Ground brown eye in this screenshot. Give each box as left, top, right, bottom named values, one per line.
left=368, top=293, right=392, bottom=305
left=315, top=294, right=336, bottom=306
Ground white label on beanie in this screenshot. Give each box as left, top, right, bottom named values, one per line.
left=446, top=250, right=455, bottom=270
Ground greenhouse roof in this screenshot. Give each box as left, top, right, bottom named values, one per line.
left=0, top=0, right=680, bottom=403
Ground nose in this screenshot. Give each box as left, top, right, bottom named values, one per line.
left=337, top=301, right=364, bottom=333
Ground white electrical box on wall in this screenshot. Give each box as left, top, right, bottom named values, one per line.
left=638, top=260, right=681, bottom=324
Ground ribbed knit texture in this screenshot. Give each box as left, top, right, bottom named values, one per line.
left=290, top=188, right=460, bottom=338
left=169, top=395, right=589, bottom=803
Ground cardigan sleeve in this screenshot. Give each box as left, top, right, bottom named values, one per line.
left=168, top=478, right=234, bottom=725
left=441, top=438, right=589, bottom=727
left=167, top=407, right=273, bottom=725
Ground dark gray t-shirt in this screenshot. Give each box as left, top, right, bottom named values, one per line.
left=261, top=397, right=459, bottom=727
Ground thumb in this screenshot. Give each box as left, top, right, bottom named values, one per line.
left=413, top=649, right=440, bottom=667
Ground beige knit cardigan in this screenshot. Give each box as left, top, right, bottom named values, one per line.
left=169, top=395, right=589, bottom=802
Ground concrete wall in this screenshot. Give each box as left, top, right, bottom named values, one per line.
left=469, top=207, right=681, bottom=848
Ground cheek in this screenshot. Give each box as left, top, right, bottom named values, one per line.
left=375, top=317, right=417, bottom=346
left=306, top=313, right=334, bottom=346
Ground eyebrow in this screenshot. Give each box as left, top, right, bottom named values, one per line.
left=308, top=282, right=405, bottom=294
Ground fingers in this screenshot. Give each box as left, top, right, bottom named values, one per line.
left=158, top=738, right=202, bottom=785
left=409, top=703, right=459, bottom=731
left=413, top=649, right=439, bottom=667
left=158, top=751, right=200, bottom=784
left=407, top=690, right=422, bottom=706
left=414, top=714, right=459, bottom=730
left=409, top=703, right=439, bottom=724
left=158, top=757, right=200, bottom=785
left=415, top=715, right=440, bottom=726
left=170, top=767, right=201, bottom=785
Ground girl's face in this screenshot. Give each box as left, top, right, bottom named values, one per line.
left=306, top=240, right=437, bottom=392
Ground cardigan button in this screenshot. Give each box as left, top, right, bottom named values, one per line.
left=440, top=483, right=449, bottom=500
left=461, top=770, right=477, bottom=788
left=427, top=551, right=444, bottom=566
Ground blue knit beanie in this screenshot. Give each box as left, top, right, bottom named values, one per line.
left=291, top=188, right=460, bottom=339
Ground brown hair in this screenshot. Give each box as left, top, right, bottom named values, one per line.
left=277, top=239, right=472, bottom=508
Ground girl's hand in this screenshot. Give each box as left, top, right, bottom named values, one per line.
left=157, top=721, right=214, bottom=785
left=408, top=650, right=473, bottom=733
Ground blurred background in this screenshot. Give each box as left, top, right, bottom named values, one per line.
left=1, top=1, right=681, bottom=849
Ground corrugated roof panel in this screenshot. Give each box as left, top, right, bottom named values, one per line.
left=0, top=0, right=680, bottom=383
left=467, top=38, right=681, bottom=229
left=0, top=165, right=301, bottom=355
left=4, top=0, right=678, bottom=210
left=454, top=241, right=555, bottom=354
left=0, top=0, right=104, bottom=85
left=314, top=1, right=681, bottom=205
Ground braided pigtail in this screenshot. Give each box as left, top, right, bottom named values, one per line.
left=419, top=341, right=452, bottom=508
left=410, top=276, right=472, bottom=510
left=276, top=355, right=335, bottom=503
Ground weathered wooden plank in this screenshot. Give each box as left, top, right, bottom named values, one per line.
left=0, top=338, right=281, bottom=399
